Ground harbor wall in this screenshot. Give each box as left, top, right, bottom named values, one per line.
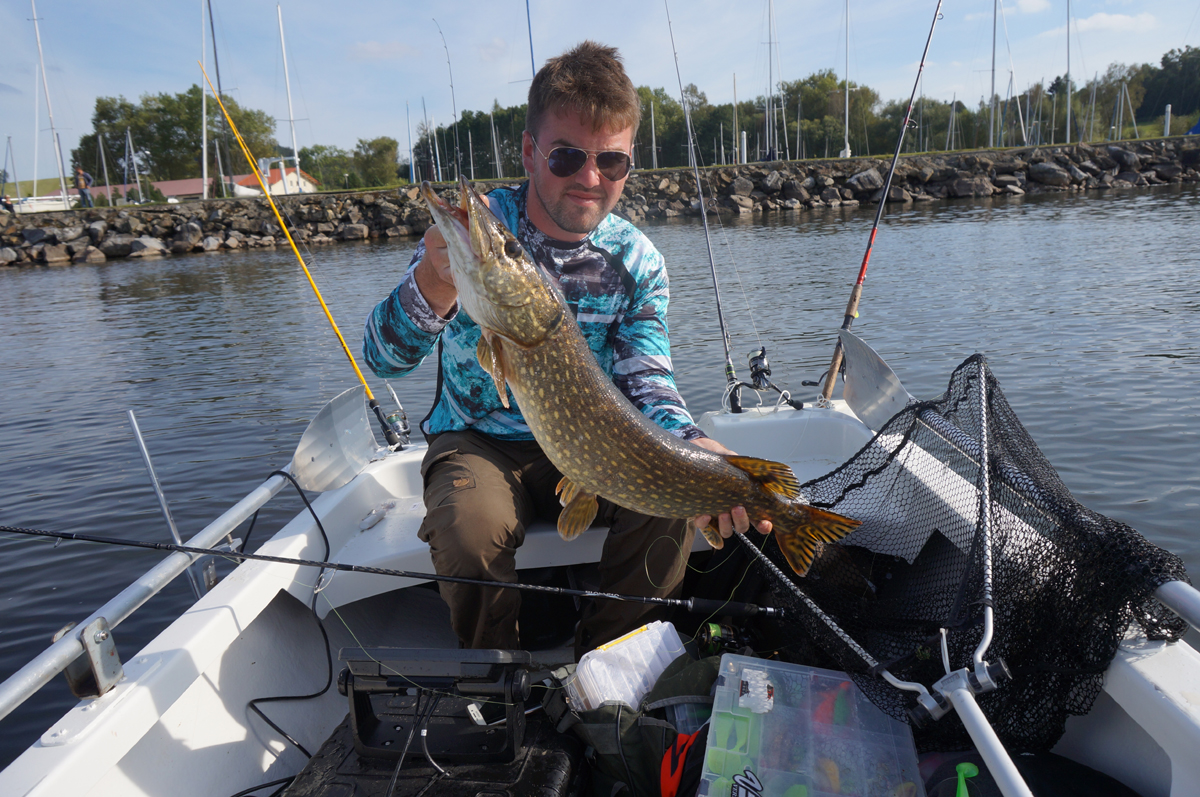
left=3, top=137, right=1198, bottom=267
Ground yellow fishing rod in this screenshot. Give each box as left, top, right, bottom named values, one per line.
left=199, top=63, right=402, bottom=448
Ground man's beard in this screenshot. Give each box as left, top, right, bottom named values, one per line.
left=533, top=180, right=615, bottom=236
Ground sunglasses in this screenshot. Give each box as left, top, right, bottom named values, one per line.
left=531, top=136, right=633, bottom=182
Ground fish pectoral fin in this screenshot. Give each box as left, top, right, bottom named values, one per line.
left=476, top=334, right=509, bottom=409
left=557, top=489, right=599, bottom=541
left=775, top=506, right=862, bottom=576
left=695, top=518, right=724, bottom=550
left=555, top=475, right=580, bottom=507
left=724, top=455, right=802, bottom=500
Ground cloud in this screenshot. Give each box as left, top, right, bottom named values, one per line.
left=965, top=0, right=1048, bottom=21
left=0, top=83, right=21, bottom=96
left=348, top=41, right=419, bottom=61
left=1041, top=12, right=1156, bottom=36
left=478, top=37, right=507, bottom=63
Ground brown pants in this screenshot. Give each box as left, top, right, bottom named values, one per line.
left=417, top=430, right=694, bottom=658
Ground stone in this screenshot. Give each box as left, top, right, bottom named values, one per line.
left=342, top=223, right=369, bottom=240
left=59, top=226, right=85, bottom=243
left=87, top=220, right=108, bottom=243
left=728, top=194, right=755, bottom=209
left=40, top=244, right=72, bottom=264
left=1004, top=185, right=1025, bottom=196
left=100, top=234, right=137, bottom=257
left=171, top=221, right=203, bottom=253
left=1028, top=162, right=1072, bottom=187
left=1115, top=171, right=1141, bottom=185
left=200, top=236, right=222, bottom=251
left=947, top=177, right=994, bottom=198
left=1065, top=164, right=1088, bottom=183
left=760, top=171, right=785, bottom=193
left=0, top=247, right=19, bottom=264
left=872, top=185, right=913, bottom=203
left=846, top=167, right=884, bottom=193
left=384, top=225, right=414, bottom=238
left=22, top=228, right=49, bottom=246
left=992, top=159, right=1027, bottom=175
left=993, top=174, right=1020, bottom=189
left=73, top=245, right=106, bottom=264
left=782, top=180, right=810, bottom=202
left=800, top=176, right=816, bottom=190
left=1154, top=163, right=1182, bottom=180
left=128, top=236, right=168, bottom=257
left=1106, top=146, right=1140, bottom=170
left=730, top=176, right=754, bottom=196
left=820, top=186, right=841, bottom=203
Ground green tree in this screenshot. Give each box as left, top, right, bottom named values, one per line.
left=1138, top=46, right=1200, bottom=121
left=71, top=85, right=278, bottom=183
left=300, top=144, right=355, bottom=189
left=353, top=137, right=400, bottom=187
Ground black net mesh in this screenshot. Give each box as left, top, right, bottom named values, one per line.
left=760, top=354, right=1191, bottom=752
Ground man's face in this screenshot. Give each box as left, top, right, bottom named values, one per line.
left=521, top=110, right=634, bottom=241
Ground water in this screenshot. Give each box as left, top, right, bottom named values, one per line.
left=1, top=185, right=1197, bottom=768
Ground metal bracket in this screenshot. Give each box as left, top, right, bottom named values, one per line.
left=52, top=617, right=124, bottom=699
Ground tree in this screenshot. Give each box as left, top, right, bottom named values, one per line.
left=1139, top=46, right=1200, bottom=120
left=300, top=144, right=356, bottom=188
left=71, top=85, right=278, bottom=183
left=353, top=137, right=400, bottom=187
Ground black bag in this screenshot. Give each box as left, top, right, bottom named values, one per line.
left=543, top=653, right=721, bottom=797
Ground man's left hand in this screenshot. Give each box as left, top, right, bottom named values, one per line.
left=689, top=437, right=773, bottom=538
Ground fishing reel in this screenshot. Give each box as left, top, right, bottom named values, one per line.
left=730, top=347, right=803, bottom=411
left=697, top=621, right=755, bottom=657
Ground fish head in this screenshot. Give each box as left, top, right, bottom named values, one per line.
left=421, top=177, right=563, bottom=347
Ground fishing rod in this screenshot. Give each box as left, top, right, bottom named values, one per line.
left=0, top=524, right=781, bottom=620
left=818, top=0, right=946, bottom=405
left=198, top=63, right=404, bottom=449
left=663, top=0, right=742, bottom=413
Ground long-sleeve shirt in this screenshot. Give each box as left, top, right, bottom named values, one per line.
left=363, top=183, right=704, bottom=442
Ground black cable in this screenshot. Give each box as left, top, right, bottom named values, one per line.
left=386, top=690, right=430, bottom=796
left=238, top=509, right=260, bottom=554
left=228, top=776, right=294, bottom=797
left=241, top=470, right=334, bottom=768
left=419, top=692, right=448, bottom=776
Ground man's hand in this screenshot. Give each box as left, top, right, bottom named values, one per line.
left=412, top=195, right=491, bottom=319
left=689, top=436, right=773, bottom=538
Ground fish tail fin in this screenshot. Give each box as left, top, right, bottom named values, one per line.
left=775, top=506, right=861, bottom=577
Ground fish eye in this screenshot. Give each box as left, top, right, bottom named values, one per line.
left=504, top=239, right=523, bottom=259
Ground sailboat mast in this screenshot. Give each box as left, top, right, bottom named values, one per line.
left=30, top=0, right=69, bottom=209
left=1065, top=0, right=1072, bottom=145
left=31, top=63, right=39, bottom=196
left=201, top=0, right=208, bottom=199
left=767, top=0, right=774, bottom=157
left=98, top=132, right=112, bottom=204
left=989, top=0, right=997, bottom=147
left=278, top=4, right=302, bottom=192
left=841, top=0, right=851, bottom=158
left=490, top=110, right=502, bottom=179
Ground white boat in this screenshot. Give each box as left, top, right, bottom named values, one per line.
left=0, top=356, right=1197, bottom=796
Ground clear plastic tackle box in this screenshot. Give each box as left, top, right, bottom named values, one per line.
left=700, top=654, right=924, bottom=797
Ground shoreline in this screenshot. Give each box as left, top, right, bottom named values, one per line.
left=3, top=136, right=1197, bottom=267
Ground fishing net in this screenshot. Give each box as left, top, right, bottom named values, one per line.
left=759, top=354, right=1191, bottom=752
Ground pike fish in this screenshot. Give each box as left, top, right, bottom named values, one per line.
left=420, top=177, right=860, bottom=576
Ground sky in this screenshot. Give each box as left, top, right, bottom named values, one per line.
left=1, top=0, right=1197, bottom=188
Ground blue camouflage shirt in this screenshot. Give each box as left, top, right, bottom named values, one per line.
left=363, top=183, right=704, bottom=442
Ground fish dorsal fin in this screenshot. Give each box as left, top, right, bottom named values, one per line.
left=476, top=334, right=509, bottom=409
left=725, top=455, right=802, bottom=500
left=555, top=476, right=597, bottom=541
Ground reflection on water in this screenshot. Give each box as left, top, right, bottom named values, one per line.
left=0, top=184, right=1198, bottom=767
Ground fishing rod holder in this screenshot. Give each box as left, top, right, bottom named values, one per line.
left=51, top=617, right=123, bottom=700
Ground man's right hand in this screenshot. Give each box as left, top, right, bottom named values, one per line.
left=413, top=224, right=458, bottom=318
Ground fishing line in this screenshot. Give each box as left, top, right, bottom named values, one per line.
left=818, top=0, right=946, bottom=404
left=198, top=62, right=402, bottom=449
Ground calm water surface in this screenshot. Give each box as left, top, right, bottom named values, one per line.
left=1, top=185, right=1197, bottom=766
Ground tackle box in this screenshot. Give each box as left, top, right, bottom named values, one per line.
left=700, top=654, right=924, bottom=797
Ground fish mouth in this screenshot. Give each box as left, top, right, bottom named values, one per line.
left=419, top=176, right=493, bottom=260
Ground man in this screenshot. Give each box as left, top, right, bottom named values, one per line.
left=74, top=167, right=94, bottom=208
left=364, top=41, right=765, bottom=657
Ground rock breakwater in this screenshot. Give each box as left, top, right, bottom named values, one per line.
left=3, top=138, right=1197, bottom=268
